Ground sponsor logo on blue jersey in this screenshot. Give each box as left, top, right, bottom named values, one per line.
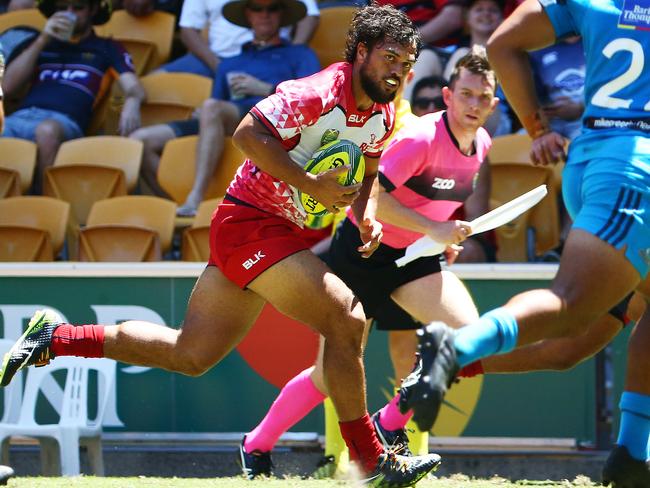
left=618, top=0, right=650, bottom=30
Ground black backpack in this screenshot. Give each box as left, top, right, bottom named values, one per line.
left=0, top=25, right=39, bottom=66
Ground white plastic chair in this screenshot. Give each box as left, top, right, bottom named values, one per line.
left=0, top=357, right=116, bottom=476
left=0, top=339, right=22, bottom=425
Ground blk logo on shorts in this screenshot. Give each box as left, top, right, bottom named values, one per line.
left=242, top=251, right=266, bottom=270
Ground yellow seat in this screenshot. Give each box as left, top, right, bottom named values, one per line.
left=44, top=136, right=143, bottom=258
left=157, top=135, right=243, bottom=205
left=0, top=226, right=53, bottom=261
left=0, top=169, right=20, bottom=198
left=82, top=196, right=177, bottom=257
left=0, top=8, right=46, bottom=33
left=489, top=134, right=559, bottom=262
left=0, top=138, right=37, bottom=194
left=53, top=136, right=143, bottom=192
left=181, top=198, right=222, bottom=261
left=43, top=165, right=128, bottom=227
left=79, top=225, right=161, bottom=261
left=0, top=196, right=70, bottom=260
left=139, top=73, right=212, bottom=127
left=95, top=11, right=175, bottom=74
left=308, top=6, right=358, bottom=68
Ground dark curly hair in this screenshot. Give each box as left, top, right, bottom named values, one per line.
left=344, top=3, right=422, bottom=64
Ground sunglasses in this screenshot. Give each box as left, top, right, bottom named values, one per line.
left=413, top=96, right=444, bottom=110
left=246, top=3, right=283, bottom=13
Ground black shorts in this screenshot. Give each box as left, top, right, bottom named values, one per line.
left=324, top=219, right=441, bottom=331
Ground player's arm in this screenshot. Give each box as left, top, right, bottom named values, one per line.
left=463, top=158, right=490, bottom=221
left=487, top=0, right=565, bottom=165
left=350, top=156, right=382, bottom=258
left=376, top=183, right=470, bottom=247
left=232, top=113, right=361, bottom=212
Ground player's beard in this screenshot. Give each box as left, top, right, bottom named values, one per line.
left=359, top=61, right=397, bottom=105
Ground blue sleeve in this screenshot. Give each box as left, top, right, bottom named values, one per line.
left=539, top=0, right=579, bottom=38
left=109, top=39, right=136, bottom=74
left=211, top=60, right=230, bottom=100
left=293, top=46, right=321, bottom=78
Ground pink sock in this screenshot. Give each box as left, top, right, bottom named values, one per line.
left=377, top=394, right=413, bottom=431
left=245, top=368, right=326, bottom=453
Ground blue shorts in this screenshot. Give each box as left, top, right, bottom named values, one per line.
left=2, top=107, right=83, bottom=141
left=563, top=157, right=650, bottom=278
left=159, top=53, right=215, bottom=78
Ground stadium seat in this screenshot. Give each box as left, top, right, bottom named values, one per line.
left=308, top=6, right=358, bottom=68
left=157, top=135, right=243, bottom=205
left=44, top=164, right=127, bottom=227
left=79, top=196, right=176, bottom=261
left=138, top=73, right=213, bottom=127
left=181, top=198, right=221, bottom=261
left=0, top=138, right=37, bottom=195
left=52, top=136, right=143, bottom=192
left=0, top=226, right=53, bottom=261
left=0, top=8, right=46, bottom=33
left=0, top=168, right=20, bottom=198
left=95, top=10, right=175, bottom=74
left=0, top=357, right=116, bottom=476
left=0, top=340, right=22, bottom=426
left=489, top=133, right=559, bottom=262
left=79, top=224, right=161, bottom=261
left=0, top=196, right=70, bottom=261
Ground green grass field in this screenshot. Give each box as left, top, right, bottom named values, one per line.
left=13, top=475, right=600, bottom=488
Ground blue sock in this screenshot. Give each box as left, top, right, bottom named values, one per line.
left=617, top=391, right=650, bottom=461
left=454, top=307, right=519, bottom=367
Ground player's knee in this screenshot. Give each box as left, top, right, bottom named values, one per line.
left=321, top=304, right=366, bottom=354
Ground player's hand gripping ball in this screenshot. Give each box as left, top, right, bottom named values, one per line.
left=300, top=139, right=365, bottom=216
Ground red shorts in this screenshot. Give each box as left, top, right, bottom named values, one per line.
left=208, top=201, right=310, bottom=289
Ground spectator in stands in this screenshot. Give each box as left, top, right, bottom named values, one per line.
left=530, top=37, right=584, bottom=142
left=375, top=0, right=466, bottom=101
left=443, top=0, right=503, bottom=80
left=158, top=0, right=319, bottom=78
left=0, top=0, right=145, bottom=192
left=130, top=0, right=320, bottom=215
left=114, top=0, right=181, bottom=17
left=409, top=75, right=445, bottom=116
left=530, top=36, right=585, bottom=255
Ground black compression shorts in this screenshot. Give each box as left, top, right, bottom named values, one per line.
left=324, top=218, right=441, bottom=331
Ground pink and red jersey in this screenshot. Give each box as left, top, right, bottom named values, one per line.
left=226, top=62, right=395, bottom=226
left=354, top=111, right=491, bottom=249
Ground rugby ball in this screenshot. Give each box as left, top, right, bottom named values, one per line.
left=300, top=139, right=366, bottom=216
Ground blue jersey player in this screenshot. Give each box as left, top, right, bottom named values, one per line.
left=398, top=1, right=650, bottom=486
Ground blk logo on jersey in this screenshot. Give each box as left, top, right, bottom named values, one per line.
left=242, top=251, right=266, bottom=270
left=347, top=114, right=367, bottom=124
left=431, top=177, right=456, bottom=190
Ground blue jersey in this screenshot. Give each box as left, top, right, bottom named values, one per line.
left=212, top=41, right=321, bottom=108
left=19, top=31, right=134, bottom=131
left=542, top=0, right=650, bottom=164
